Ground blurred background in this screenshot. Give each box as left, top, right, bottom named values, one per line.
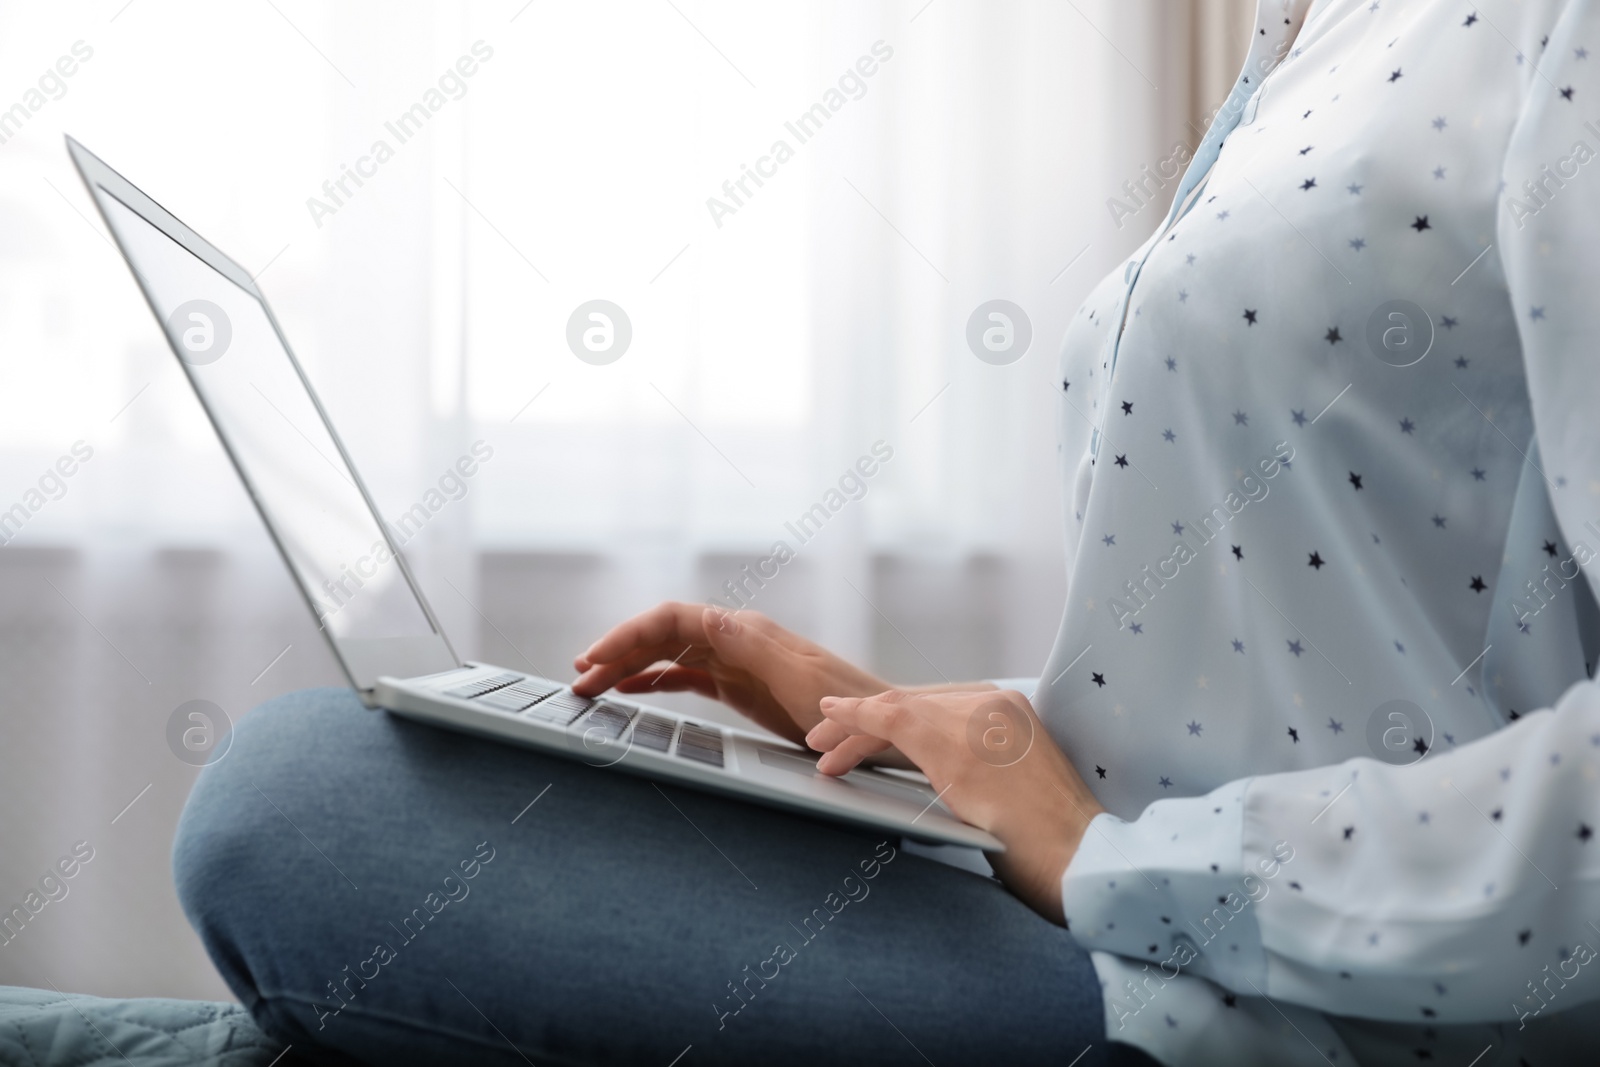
left=0, top=0, right=1249, bottom=1000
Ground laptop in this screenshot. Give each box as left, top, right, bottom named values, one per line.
left=65, top=136, right=1001, bottom=853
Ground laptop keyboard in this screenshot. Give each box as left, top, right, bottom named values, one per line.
left=447, top=674, right=724, bottom=768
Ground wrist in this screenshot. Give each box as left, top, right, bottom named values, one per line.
left=901, top=680, right=1000, bottom=694
left=992, top=796, right=1101, bottom=925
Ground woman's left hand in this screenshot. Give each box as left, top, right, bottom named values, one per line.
left=806, top=688, right=1106, bottom=925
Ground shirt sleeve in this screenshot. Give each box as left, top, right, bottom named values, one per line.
left=1064, top=2, right=1600, bottom=1025
left=1063, top=681, right=1600, bottom=1023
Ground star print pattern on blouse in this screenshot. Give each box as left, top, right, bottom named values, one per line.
left=1027, top=1, right=1600, bottom=1064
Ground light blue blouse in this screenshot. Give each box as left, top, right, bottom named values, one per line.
left=1044, top=0, right=1600, bottom=1062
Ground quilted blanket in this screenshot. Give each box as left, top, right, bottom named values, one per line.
left=0, top=986, right=290, bottom=1067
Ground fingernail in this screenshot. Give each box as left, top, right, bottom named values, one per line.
left=718, top=611, right=739, bottom=634
left=819, top=696, right=838, bottom=710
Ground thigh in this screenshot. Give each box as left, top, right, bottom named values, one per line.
left=175, top=688, right=1124, bottom=1067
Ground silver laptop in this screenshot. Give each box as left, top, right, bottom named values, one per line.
left=65, top=136, right=1001, bottom=853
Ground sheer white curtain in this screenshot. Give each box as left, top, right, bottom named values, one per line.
left=450, top=0, right=1205, bottom=677
left=0, top=0, right=1219, bottom=1000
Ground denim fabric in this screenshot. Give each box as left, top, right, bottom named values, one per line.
left=174, top=688, right=1157, bottom=1066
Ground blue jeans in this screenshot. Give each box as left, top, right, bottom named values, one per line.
left=174, top=689, right=1154, bottom=1066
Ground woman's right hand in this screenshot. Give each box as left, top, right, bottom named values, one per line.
left=570, top=602, right=891, bottom=747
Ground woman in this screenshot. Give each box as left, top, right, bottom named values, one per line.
left=175, top=0, right=1600, bottom=1063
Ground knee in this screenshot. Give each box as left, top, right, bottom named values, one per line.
left=171, top=687, right=367, bottom=1007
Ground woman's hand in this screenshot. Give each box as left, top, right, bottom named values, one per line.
left=806, top=688, right=1106, bottom=924
left=571, top=602, right=892, bottom=748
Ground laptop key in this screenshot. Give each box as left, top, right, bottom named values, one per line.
left=503, top=679, right=562, bottom=705
left=675, top=724, right=724, bottom=768
left=630, top=714, right=676, bottom=752
left=444, top=671, right=523, bottom=700
left=579, top=702, right=635, bottom=741
left=479, top=689, right=540, bottom=713
left=464, top=676, right=564, bottom=714
left=676, top=747, right=723, bottom=767
left=505, top=681, right=569, bottom=713
left=527, top=691, right=593, bottom=727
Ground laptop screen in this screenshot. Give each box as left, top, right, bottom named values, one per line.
left=96, top=188, right=437, bottom=643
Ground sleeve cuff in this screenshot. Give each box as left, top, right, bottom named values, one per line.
left=1061, top=779, right=1276, bottom=990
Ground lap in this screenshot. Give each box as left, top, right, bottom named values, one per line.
left=174, top=688, right=1133, bottom=1066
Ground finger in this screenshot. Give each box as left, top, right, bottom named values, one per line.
left=581, top=602, right=709, bottom=667
left=613, top=667, right=718, bottom=699
left=572, top=644, right=704, bottom=696
left=819, top=690, right=933, bottom=752
left=816, top=733, right=892, bottom=776
left=804, top=717, right=858, bottom=753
